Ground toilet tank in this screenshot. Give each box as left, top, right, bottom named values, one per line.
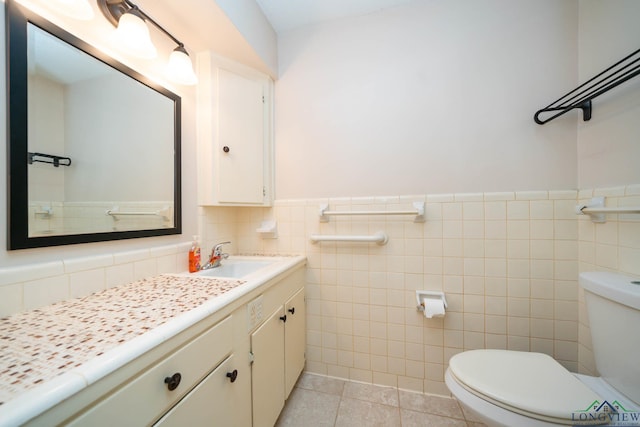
left=580, top=272, right=640, bottom=405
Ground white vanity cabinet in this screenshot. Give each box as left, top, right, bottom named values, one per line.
left=251, top=272, right=306, bottom=427
left=20, top=260, right=306, bottom=427
left=154, top=355, right=237, bottom=426
left=251, top=306, right=286, bottom=427
left=284, top=288, right=306, bottom=396
left=197, top=52, right=274, bottom=206
left=62, top=315, right=248, bottom=427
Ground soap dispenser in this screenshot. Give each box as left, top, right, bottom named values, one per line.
left=188, top=235, right=201, bottom=273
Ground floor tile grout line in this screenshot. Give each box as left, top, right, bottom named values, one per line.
left=331, top=398, right=340, bottom=427
left=290, top=373, right=481, bottom=426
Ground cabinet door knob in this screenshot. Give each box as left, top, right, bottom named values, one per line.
left=288, top=307, right=295, bottom=315
left=226, top=369, right=238, bottom=383
left=164, top=373, right=182, bottom=391
left=223, top=146, right=230, bottom=153
left=279, top=315, right=287, bottom=323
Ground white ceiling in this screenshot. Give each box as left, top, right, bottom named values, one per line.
left=255, top=0, right=417, bottom=33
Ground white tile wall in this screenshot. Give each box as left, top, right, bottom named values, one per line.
left=28, top=201, right=174, bottom=236
left=199, top=185, right=639, bottom=395
left=2, top=185, right=637, bottom=397
left=576, top=185, right=640, bottom=375
left=0, top=242, right=191, bottom=317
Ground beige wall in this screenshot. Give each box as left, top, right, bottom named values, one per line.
left=231, top=190, right=585, bottom=394
left=260, top=0, right=640, bottom=392
left=3, top=183, right=636, bottom=394
left=577, top=0, right=640, bottom=189
left=195, top=183, right=639, bottom=395
left=274, top=0, right=579, bottom=199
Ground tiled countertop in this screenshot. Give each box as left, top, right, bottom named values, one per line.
left=0, top=275, right=244, bottom=405
left=0, top=255, right=306, bottom=426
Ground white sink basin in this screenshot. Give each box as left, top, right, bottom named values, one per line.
left=192, top=258, right=276, bottom=279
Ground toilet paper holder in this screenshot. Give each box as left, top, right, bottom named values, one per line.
left=416, top=290, right=447, bottom=316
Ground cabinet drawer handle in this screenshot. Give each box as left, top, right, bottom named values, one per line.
left=223, top=146, right=230, bottom=153
left=279, top=315, right=287, bottom=323
left=164, top=373, right=182, bottom=391
left=226, top=369, right=238, bottom=383
left=288, top=307, right=295, bottom=315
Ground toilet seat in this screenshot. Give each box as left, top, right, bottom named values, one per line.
left=449, top=350, right=603, bottom=425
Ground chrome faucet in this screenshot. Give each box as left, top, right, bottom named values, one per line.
left=202, top=241, right=231, bottom=269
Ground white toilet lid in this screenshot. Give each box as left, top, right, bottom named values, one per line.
left=449, top=350, right=603, bottom=423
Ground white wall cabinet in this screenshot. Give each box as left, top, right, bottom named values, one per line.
left=197, top=52, right=274, bottom=206
left=251, top=282, right=306, bottom=427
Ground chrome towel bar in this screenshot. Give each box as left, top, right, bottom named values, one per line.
left=319, top=201, right=425, bottom=222
left=310, top=232, right=388, bottom=245
left=576, top=197, right=640, bottom=223
left=106, top=206, right=171, bottom=222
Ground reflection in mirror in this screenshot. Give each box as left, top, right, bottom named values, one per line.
left=7, top=1, right=182, bottom=249
left=27, top=24, right=175, bottom=237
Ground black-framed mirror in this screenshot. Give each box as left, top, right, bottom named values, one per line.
left=6, top=0, right=182, bottom=250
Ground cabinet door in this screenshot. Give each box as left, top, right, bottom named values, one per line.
left=154, top=355, right=238, bottom=427
left=284, top=288, right=306, bottom=398
left=66, top=317, right=233, bottom=427
left=251, top=307, right=285, bottom=427
left=217, top=68, right=265, bottom=204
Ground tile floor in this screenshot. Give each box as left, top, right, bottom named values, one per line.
left=276, top=373, right=487, bottom=427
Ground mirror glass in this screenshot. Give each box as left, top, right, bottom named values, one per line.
left=7, top=2, right=182, bottom=249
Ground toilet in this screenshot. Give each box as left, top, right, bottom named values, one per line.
left=445, top=272, right=640, bottom=426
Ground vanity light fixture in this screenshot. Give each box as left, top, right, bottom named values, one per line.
left=97, top=0, right=198, bottom=85
left=49, top=0, right=95, bottom=20
left=112, top=6, right=157, bottom=59
left=167, top=45, right=198, bottom=86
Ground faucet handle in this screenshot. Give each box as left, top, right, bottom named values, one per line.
left=212, top=241, right=231, bottom=256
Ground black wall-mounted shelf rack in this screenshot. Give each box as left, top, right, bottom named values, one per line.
left=28, top=152, right=72, bottom=167
left=534, top=47, right=640, bottom=125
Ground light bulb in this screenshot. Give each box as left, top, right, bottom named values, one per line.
left=115, top=8, right=157, bottom=59
left=167, top=46, right=198, bottom=85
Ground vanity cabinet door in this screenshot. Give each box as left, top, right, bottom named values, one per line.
left=251, top=283, right=306, bottom=427
left=154, top=355, right=238, bottom=427
left=284, top=287, right=306, bottom=397
left=197, top=53, right=273, bottom=207
left=217, top=68, right=265, bottom=204
left=65, top=316, right=233, bottom=427
left=251, top=307, right=285, bottom=427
